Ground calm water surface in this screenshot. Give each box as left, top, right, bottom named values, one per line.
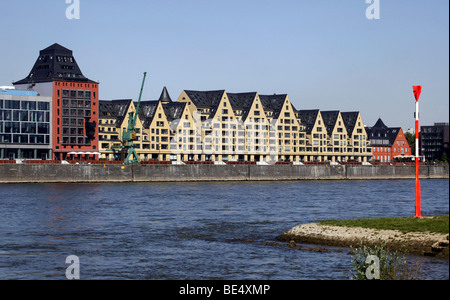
left=0, top=179, right=448, bottom=280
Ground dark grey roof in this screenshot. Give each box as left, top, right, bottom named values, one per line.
left=259, top=94, right=291, bottom=120
left=163, top=102, right=187, bottom=122
left=366, top=118, right=402, bottom=146
left=159, top=86, right=172, bottom=103
left=297, top=109, right=320, bottom=133
left=227, top=92, right=257, bottom=120
left=184, top=90, right=225, bottom=108
left=373, top=118, right=388, bottom=129
left=138, top=101, right=159, bottom=128
left=259, top=94, right=287, bottom=111
left=99, top=99, right=132, bottom=126
left=14, top=43, right=97, bottom=85
left=227, top=92, right=257, bottom=110
left=136, top=87, right=176, bottom=126
left=320, top=111, right=340, bottom=134
left=341, top=112, right=360, bottom=134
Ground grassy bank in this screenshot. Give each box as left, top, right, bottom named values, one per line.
left=319, top=215, right=449, bottom=235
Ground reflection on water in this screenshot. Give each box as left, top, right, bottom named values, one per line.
left=0, top=179, right=448, bottom=280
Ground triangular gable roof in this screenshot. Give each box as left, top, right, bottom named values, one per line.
left=320, top=110, right=341, bottom=134
left=259, top=94, right=289, bottom=120
left=259, top=94, right=287, bottom=111
left=341, top=112, right=360, bottom=135
left=138, top=100, right=160, bottom=128
left=373, top=118, right=388, bottom=129
left=163, top=102, right=187, bottom=122
left=297, top=109, right=320, bottom=133
left=227, top=92, right=257, bottom=110
left=227, top=92, right=258, bottom=121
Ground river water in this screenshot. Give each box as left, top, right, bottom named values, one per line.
left=0, top=179, right=448, bottom=280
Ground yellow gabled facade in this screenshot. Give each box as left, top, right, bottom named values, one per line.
left=144, top=101, right=171, bottom=161
left=272, top=95, right=302, bottom=162
left=321, top=111, right=349, bottom=162
left=99, top=89, right=371, bottom=164
left=167, top=101, right=200, bottom=161
left=296, top=110, right=328, bottom=162
left=98, top=100, right=150, bottom=160
left=341, top=112, right=371, bottom=162
left=240, top=93, right=270, bottom=162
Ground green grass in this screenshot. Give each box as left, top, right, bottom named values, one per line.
left=319, top=215, right=449, bottom=234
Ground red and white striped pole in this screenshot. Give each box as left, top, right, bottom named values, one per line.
left=413, top=86, right=422, bottom=218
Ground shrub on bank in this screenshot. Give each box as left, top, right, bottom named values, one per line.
left=347, top=242, right=422, bottom=280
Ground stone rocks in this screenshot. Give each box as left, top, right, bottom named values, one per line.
left=426, top=236, right=449, bottom=257
left=277, top=222, right=449, bottom=257
left=233, top=236, right=337, bottom=253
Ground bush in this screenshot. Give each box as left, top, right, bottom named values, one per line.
left=347, top=242, right=422, bottom=280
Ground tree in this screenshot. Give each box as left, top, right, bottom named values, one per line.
left=440, top=151, right=448, bottom=163
left=405, top=132, right=415, bottom=155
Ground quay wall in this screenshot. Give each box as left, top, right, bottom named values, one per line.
left=0, top=164, right=448, bottom=183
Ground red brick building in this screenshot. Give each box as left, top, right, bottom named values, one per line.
left=366, top=118, right=412, bottom=162
left=14, top=44, right=99, bottom=160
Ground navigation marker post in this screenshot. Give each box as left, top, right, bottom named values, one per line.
left=413, top=85, right=422, bottom=218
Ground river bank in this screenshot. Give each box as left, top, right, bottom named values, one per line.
left=277, top=220, right=449, bottom=258
left=0, top=163, right=448, bottom=183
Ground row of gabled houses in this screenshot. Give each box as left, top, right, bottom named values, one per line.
left=2, top=43, right=425, bottom=163
left=99, top=87, right=373, bottom=163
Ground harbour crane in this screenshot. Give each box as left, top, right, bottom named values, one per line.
left=114, top=72, right=147, bottom=164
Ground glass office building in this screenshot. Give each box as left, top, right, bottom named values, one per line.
left=0, top=89, right=52, bottom=160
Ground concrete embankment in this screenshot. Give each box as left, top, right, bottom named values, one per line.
left=0, top=164, right=448, bottom=183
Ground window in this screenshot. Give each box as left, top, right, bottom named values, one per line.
left=38, top=123, right=49, bottom=134
left=5, top=100, right=20, bottom=109
left=38, top=102, right=50, bottom=111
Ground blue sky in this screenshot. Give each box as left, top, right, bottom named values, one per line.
left=1, top=0, right=448, bottom=130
